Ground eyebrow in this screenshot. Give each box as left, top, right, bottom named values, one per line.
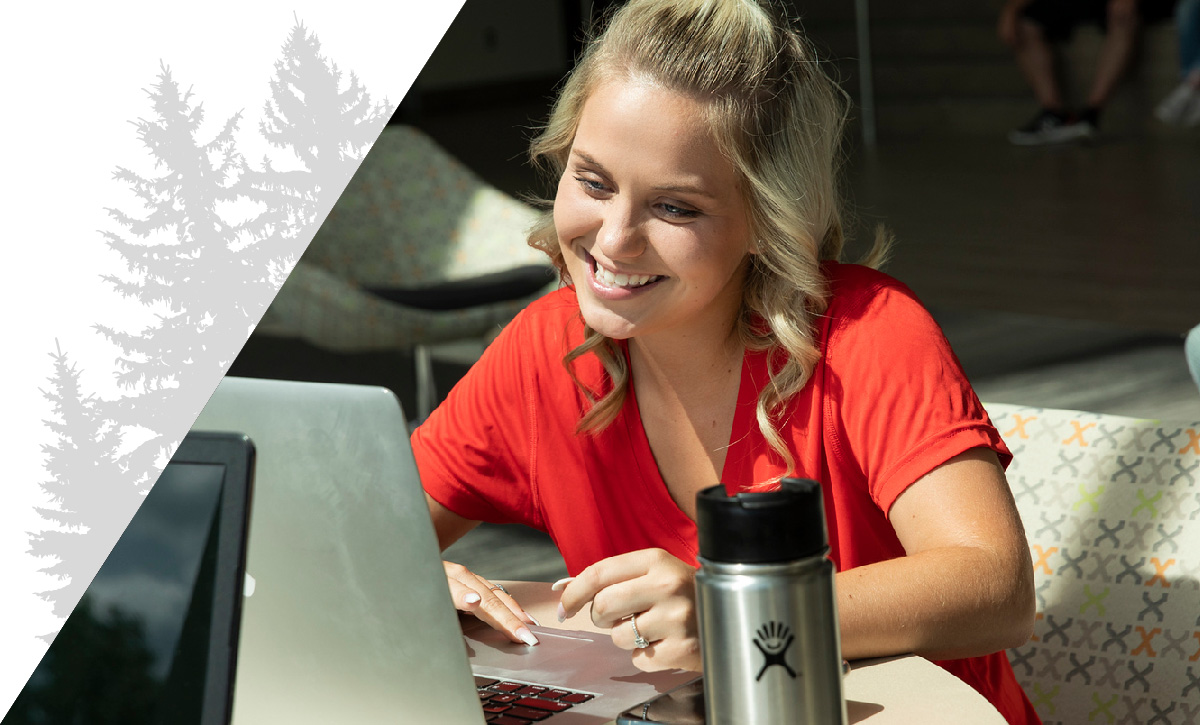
left=570, top=149, right=718, bottom=200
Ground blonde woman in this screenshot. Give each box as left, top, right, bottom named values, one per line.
left=412, top=1, right=1038, bottom=722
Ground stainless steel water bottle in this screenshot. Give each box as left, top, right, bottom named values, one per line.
left=695, top=478, right=846, bottom=725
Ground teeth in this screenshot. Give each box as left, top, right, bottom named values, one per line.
left=595, top=264, right=659, bottom=289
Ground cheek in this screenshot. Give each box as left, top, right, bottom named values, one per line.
left=553, top=181, right=595, bottom=249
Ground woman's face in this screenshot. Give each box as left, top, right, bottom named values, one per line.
left=554, top=78, right=755, bottom=344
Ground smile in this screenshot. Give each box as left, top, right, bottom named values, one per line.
left=591, top=257, right=663, bottom=290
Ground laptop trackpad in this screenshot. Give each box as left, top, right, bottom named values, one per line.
left=462, top=617, right=692, bottom=693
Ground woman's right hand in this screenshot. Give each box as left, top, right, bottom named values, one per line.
left=443, top=560, right=541, bottom=646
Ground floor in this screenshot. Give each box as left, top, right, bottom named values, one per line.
left=230, top=95, right=1200, bottom=584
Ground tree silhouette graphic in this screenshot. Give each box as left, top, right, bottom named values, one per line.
left=29, top=344, right=131, bottom=622
left=94, top=63, right=275, bottom=483
left=245, top=18, right=388, bottom=256
left=26, top=18, right=393, bottom=642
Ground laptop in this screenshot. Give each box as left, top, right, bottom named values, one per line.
left=3, top=431, right=255, bottom=725
left=193, top=376, right=695, bottom=724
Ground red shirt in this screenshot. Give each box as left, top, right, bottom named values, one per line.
left=413, top=262, right=1038, bottom=724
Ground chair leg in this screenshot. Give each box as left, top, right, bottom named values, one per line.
left=415, top=344, right=437, bottom=423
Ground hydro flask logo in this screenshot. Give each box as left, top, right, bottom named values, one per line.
left=753, top=621, right=796, bottom=681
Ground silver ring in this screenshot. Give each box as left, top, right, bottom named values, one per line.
left=630, top=613, right=650, bottom=649
left=489, top=584, right=508, bottom=595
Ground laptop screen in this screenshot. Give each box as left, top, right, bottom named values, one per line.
left=5, top=432, right=255, bottom=725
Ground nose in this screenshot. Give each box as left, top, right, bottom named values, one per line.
left=594, top=198, right=646, bottom=261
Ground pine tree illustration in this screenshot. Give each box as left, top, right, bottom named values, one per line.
left=243, top=17, right=389, bottom=257
left=94, top=64, right=268, bottom=482
left=29, top=343, right=131, bottom=621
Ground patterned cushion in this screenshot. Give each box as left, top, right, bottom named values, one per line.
left=988, top=403, right=1200, bottom=725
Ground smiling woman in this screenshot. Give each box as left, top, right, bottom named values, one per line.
left=553, top=79, right=754, bottom=348
left=410, top=2, right=1040, bottom=724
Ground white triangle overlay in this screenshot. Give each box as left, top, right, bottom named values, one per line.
left=1, top=1, right=466, bottom=716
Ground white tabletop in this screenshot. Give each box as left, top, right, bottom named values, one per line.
left=501, top=581, right=1005, bottom=724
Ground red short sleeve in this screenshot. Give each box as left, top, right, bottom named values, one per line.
left=821, top=268, right=1011, bottom=515
left=411, top=304, right=541, bottom=529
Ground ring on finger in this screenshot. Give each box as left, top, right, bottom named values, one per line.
left=488, top=583, right=509, bottom=595
left=630, top=613, right=650, bottom=649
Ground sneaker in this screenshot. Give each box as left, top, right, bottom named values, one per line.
left=1008, top=109, right=1092, bottom=145
left=1155, top=81, right=1199, bottom=125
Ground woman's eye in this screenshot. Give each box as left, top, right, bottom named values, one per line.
left=660, top=202, right=700, bottom=219
left=575, top=176, right=607, bottom=193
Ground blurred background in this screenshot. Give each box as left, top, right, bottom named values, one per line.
left=228, top=0, right=1200, bottom=579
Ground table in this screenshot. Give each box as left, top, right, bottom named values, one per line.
left=500, top=581, right=1005, bottom=724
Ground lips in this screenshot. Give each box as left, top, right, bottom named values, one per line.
left=590, top=254, right=663, bottom=290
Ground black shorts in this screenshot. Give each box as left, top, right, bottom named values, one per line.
left=1021, top=0, right=1177, bottom=42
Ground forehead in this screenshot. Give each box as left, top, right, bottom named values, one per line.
left=572, top=78, right=740, bottom=189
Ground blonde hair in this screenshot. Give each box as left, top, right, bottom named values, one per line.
left=528, top=0, right=889, bottom=477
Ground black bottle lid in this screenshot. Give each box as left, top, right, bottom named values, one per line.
left=696, top=478, right=828, bottom=564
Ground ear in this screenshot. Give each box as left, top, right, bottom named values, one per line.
left=748, top=238, right=761, bottom=255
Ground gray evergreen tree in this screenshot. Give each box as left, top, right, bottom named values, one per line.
left=29, top=343, right=131, bottom=619
left=24, top=26, right=391, bottom=638
left=244, top=18, right=389, bottom=248
left=95, top=64, right=267, bottom=481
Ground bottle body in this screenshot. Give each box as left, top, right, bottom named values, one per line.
left=696, top=556, right=846, bottom=725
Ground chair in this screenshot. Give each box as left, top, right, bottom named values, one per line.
left=988, top=402, right=1200, bottom=725
left=257, top=125, right=557, bottom=420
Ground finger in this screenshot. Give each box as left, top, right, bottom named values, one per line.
left=611, top=611, right=657, bottom=651
left=558, top=550, right=658, bottom=621
left=478, top=578, right=541, bottom=626
left=631, top=638, right=701, bottom=673
left=444, top=563, right=539, bottom=646
left=588, top=578, right=660, bottom=629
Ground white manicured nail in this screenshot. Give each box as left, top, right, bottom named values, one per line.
left=464, top=592, right=481, bottom=605
left=551, top=577, right=575, bottom=591
left=516, top=627, right=539, bottom=646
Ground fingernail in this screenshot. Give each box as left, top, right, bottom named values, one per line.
left=464, top=593, right=481, bottom=605
left=524, top=612, right=541, bottom=627
left=557, top=603, right=567, bottom=623
left=516, top=627, right=539, bottom=646
left=551, top=577, right=575, bottom=592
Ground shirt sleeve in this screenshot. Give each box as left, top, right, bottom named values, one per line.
left=410, top=308, right=542, bottom=530
left=822, top=272, right=1011, bottom=515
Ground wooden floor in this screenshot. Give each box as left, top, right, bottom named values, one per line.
left=233, top=107, right=1200, bottom=583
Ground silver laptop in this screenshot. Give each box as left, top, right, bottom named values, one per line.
left=193, top=376, right=694, bottom=724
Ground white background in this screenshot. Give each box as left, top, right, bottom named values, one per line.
left=1, top=1, right=463, bottom=711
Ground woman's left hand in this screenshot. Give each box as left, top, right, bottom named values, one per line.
left=556, top=548, right=701, bottom=672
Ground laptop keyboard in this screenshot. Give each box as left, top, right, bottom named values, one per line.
left=475, top=676, right=595, bottom=723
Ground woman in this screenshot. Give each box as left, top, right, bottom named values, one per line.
left=412, top=0, right=1039, bottom=722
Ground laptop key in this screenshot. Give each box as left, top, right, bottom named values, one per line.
left=560, top=692, right=594, bottom=704
left=488, top=715, right=535, bottom=725
left=506, top=705, right=552, bottom=721
left=514, top=697, right=571, bottom=712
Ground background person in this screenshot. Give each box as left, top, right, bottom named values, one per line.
left=1000, top=0, right=1177, bottom=144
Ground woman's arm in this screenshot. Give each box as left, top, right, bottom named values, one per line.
left=426, top=493, right=542, bottom=646
left=835, top=447, right=1036, bottom=661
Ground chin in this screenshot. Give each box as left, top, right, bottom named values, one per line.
left=577, top=300, right=638, bottom=341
